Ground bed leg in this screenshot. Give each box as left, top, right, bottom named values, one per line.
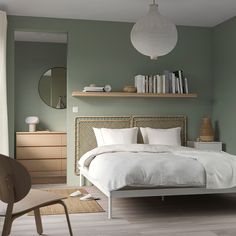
left=79, top=173, right=84, bottom=187
left=161, top=196, right=165, bottom=202
left=108, top=196, right=112, bottom=219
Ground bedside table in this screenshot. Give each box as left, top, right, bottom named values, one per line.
left=187, top=141, right=222, bottom=152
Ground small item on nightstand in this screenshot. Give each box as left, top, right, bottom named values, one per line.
left=199, top=117, right=214, bottom=142
left=123, top=85, right=137, bottom=93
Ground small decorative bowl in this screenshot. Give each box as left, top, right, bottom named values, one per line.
left=123, top=85, right=137, bottom=93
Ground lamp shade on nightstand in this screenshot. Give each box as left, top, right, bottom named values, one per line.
left=199, top=117, right=214, bottom=142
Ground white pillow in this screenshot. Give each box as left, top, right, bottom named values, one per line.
left=142, top=127, right=181, bottom=146
left=93, top=128, right=105, bottom=147
left=93, top=127, right=138, bottom=146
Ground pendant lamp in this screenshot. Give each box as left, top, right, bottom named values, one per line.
left=130, top=0, right=178, bottom=60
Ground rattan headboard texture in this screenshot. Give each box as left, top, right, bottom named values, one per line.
left=75, top=116, right=187, bottom=174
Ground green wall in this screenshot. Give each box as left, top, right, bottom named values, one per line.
left=7, top=16, right=213, bottom=185
left=15, top=41, right=67, bottom=132
left=212, top=17, right=236, bottom=154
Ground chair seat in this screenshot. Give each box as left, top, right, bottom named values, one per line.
left=0, top=189, right=66, bottom=216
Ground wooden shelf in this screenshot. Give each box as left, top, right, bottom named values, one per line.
left=72, top=91, right=197, bottom=98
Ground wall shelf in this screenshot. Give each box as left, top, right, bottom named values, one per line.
left=72, top=91, right=197, bottom=98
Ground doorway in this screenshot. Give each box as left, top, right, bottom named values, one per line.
left=14, top=31, right=68, bottom=184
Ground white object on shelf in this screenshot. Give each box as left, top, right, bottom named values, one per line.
left=104, top=85, right=112, bottom=92
left=187, top=141, right=222, bottom=152
left=83, top=86, right=104, bottom=92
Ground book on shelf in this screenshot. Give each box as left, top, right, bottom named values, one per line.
left=184, top=77, right=189, bottom=94
left=145, top=76, right=149, bottom=93
left=163, top=70, right=172, bottom=93
left=162, top=75, right=166, bottom=94
left=148, top=76, right=153, bottom=93
left=135, top=75, right=145, bottom=93
left=174, top=70, right=184, bottom=94
left=157, top=75, right=162, bottom=94
left=171, top=73, right=176, bottom=94
left=176, top=77, right=180, bottom=94
left=153, top=76, right=157, bottom=93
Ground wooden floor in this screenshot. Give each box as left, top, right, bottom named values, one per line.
left=2, top=185, right=236, bottom=236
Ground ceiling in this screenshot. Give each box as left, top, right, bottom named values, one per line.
left=1, top=0, right=236, bottom=27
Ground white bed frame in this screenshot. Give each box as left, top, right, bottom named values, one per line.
left=79, top=167, right=236, bottom=219
left=75, top=116, right=236, bottom=219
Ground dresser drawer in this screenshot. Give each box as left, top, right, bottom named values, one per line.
left=16, top=146, right=67, bottom=160
left=62, top=159, right=67, bottom=171
left=61, top=134, right=67, bottom=145
left=30, top=171, right=66, bottom=178
left=61, top=146, right=67, bottom=158
left=16, top=134, right=64, bottom=147
left=19, top=159, right=62, bottom=172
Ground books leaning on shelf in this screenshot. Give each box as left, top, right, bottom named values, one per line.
left=134, top=70, right=189, bottom=94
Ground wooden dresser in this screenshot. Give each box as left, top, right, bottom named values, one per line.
left=16, top=132, right=67, bottom=184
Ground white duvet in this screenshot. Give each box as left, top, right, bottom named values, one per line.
left=79, top=144, right=236, bottom=191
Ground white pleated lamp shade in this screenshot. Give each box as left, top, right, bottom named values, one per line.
left=130, top=3, right=178, bottom=60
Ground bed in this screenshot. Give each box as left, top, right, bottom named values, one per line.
left=75, top=116, right=236, bottom=219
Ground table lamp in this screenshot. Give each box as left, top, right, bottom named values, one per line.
left=25, top=116, right=39, bottom=132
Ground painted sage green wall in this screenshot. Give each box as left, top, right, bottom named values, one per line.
left=15, top=41, right=67, bottom=132
left=212, top=17, right=236, bottom=154
left=7, top=16, right=213, bottom=185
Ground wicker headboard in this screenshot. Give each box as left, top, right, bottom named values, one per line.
left=75, top=116, right=187, bottom=174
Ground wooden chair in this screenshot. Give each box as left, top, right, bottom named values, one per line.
left=0, top=154, right=73, bottom=236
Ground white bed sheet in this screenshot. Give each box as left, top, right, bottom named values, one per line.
left=88, top=152, right=206, bottom=191
left=79, top=144, right=207, bottom=191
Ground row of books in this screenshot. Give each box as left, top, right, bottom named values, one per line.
left=134, top=70, right=189, bottom=94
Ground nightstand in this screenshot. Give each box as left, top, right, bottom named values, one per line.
left=187, top=141, right=222, bottom=152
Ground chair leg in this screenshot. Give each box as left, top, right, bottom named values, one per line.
left=2, top=217, right=12, bottom=236
left=2, top=202, right=13, bottom=236
left=58, top=201, right=73, bottom=236
left=34, top=208, right=43, bottom=235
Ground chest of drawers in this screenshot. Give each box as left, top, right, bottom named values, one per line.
left=16, top=132, right=67, bottom=184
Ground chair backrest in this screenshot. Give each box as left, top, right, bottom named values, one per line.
left=0, top=154, right=31, bottom=203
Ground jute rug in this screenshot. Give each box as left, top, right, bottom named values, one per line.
left=28, top=188, right=104, bottom=216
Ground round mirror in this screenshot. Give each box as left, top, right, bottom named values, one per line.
left=38, top=67, right=67, bottom=109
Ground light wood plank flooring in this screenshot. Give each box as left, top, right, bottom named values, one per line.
left=2, top=185, right=236, bottom=236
